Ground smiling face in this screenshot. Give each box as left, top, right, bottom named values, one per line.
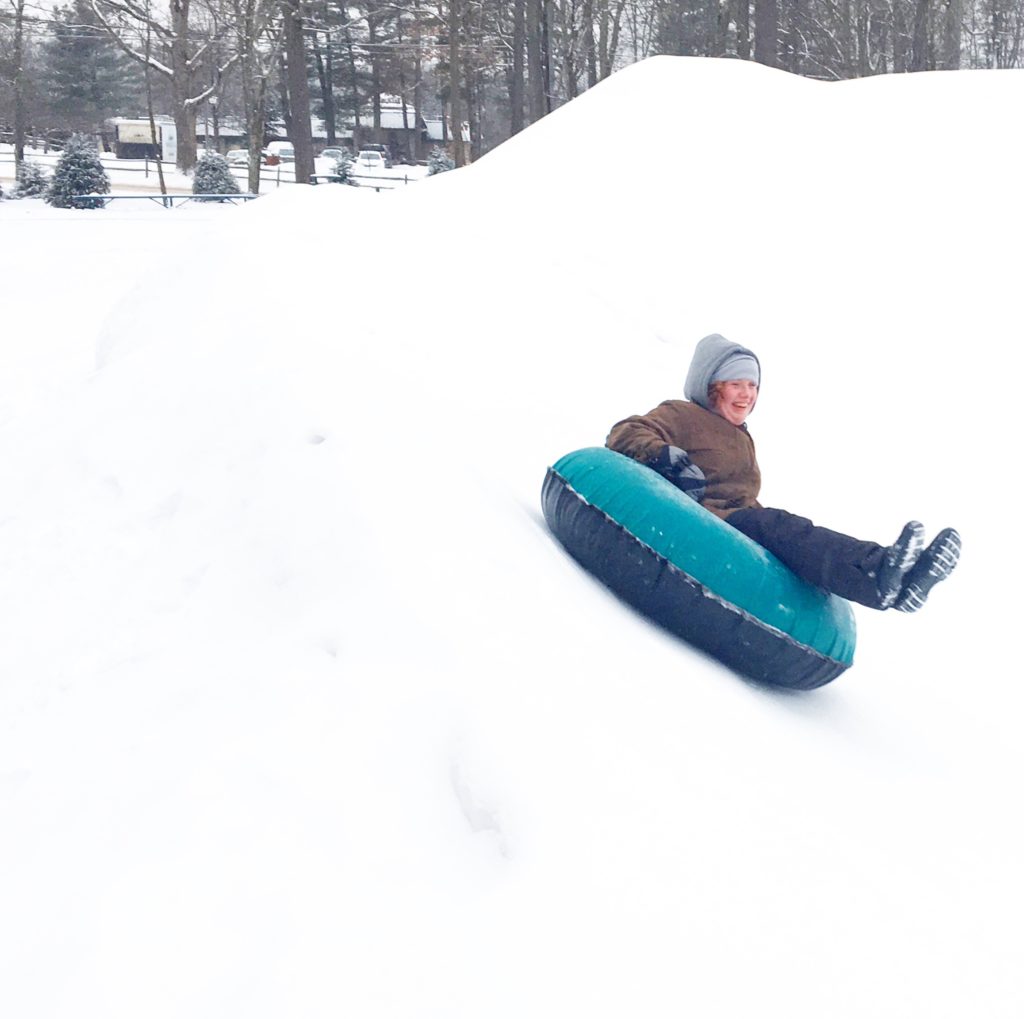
left=711, top=379, right=758, bottom=426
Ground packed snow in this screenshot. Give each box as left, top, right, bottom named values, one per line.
left=1, top=57, right=1022, bottom=1018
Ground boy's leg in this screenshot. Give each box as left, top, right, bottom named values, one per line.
left=727, top=507, right=894, bottom=609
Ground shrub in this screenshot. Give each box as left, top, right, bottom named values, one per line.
left=193, top=151, right=240, bottom=196
left=13, top=160, right=49, bottom=199
left=46, top=134, right=110, bottom=209
left=427, top=146, right=455, bottom=175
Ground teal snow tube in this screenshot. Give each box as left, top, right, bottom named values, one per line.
left=542, top=447, right=856, bottom=689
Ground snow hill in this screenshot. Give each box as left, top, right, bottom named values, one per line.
left=2, top=57, right=1022, bottom=1017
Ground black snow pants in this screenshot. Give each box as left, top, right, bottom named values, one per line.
left=727, top=507, right=888, bottom=609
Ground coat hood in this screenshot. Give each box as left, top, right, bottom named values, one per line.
left=683, top=333, right=761, bottom=411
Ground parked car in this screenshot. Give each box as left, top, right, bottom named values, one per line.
left=264, top=140, right=295, bottom=163
left=360, top=143, right=392, bottom=168
left=319, top=147, right=348, bottom=163
left=354, top=150, right=387, bottom=175
left=225, top=148, right=249, bottom=166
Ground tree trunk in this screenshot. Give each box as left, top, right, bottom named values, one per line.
left=368, top=2, right=383, bottom=139
left=282, top=0, right=314, bottom=182
left=144, top=20, right=167, bottom=194
left=168, top=0, right=198, bottom=171
left=736, top=0, right=751, bottom=60
left=313, top=35, right=336, bottom=144
left=448, top=0, right=466, bottom=165
left=940, top=0, right=962, bottom=69
left=277, top=51, right=292, bottom=136
left=396, top=9, right=410, bottom=157
left=893, top=0, right=909, bottom=71
left=344, top=23, right=363, bottom=151
left=753, top=0, right=779, bottom=67
left=526, top=0, right=545, bottom=122
left=467, top=62, right=482, bottom=161
left=706, top=0, right=723, bottom=56
left=542, top=0, right=553, bottom=111
left=597, top=0, right=624, bottom=80
left=582, top=0, right=598, bottom=87
left=511, top=0, right=526, bottom=134
left=227, top=0, right=276, bottom=193
left=171, top=74, right=199, bottom=173
left=788, top=0, right=806, bottom=72
left=246, top=101, right=265, bottom=192
left=12, top=0, right=27, bottom=169
left=561, top=0, right=578, bottom=99
left=241, top=39, right=271, bottom=194
left=412, top=0, right=423, bottom=159
left=910, top=0, right=932, bottom=70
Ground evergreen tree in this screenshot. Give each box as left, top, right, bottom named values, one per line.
left=42, top=0, right=143, bottom=134
left=427, top=146, right=455, bottom=175
left=46, top=134, right=110, bottom=208
left=334, top=149, right=358, bottom=185
left=192, top=151, right=241, bottom=195
left=12, top=160, right=49, bottom=198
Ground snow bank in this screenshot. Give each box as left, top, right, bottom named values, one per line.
left=1, top=57, right=1022, bottom=1018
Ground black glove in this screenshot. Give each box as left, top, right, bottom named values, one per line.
left=650, top=445, right=706, bottom=503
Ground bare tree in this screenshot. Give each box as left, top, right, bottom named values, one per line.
left=281, top=0, right=314, bottom=180
left=91, top=0, right=238, bottom=170
left=225, top=0, right=281, bottom=191
left=939, top=0, right=963, bottom=69
left=411, top=0, right=427, bottom=159
left=754, top=0, right=779, bottom=65
left=311, top=27, right=336, bottom=143
left=2, top=0, right=28, bottom=168
left=142, top=14, right=167, bottom=193
left=446, top=0, right=466, bottom=163
left=526, top=0, right=546, bottom=120
left=596, top=0, right=626, bottom=78
left=510, top=0, right=526, bottom=132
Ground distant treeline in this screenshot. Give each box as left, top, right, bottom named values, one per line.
left=2, top=0, right=1021, bottom=174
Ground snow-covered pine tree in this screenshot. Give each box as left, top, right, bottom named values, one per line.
left=12, top=160, right=49, bottom=199
left=427, top=146, right=456, bottom=175
left=334, top=150, right=358, bottom=186
left=46, top=135, right=111, bottom=208
left=192, top=151, right=241, bottom=196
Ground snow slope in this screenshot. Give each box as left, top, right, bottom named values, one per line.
left=1, top=57, right=1022, bottom=1017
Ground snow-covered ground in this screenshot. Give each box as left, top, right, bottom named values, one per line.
left=1, top=57, right=1022, bottom=1018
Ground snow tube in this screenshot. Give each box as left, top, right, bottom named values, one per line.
left=542, top=447, right=856, bottom=690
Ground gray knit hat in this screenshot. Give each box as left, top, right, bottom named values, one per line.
left=710, top=353, right=760, bottom=386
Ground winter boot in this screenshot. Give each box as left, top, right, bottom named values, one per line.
left=876, top=520, right=926, bottom=609
left=894, top=528, right=961, bottom=613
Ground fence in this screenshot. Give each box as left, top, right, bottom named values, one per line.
left=0, top=152, right=172, bottom=178
left=71, top=193, right=261, bottom=209
left=1, top=153, right=419, bottom=193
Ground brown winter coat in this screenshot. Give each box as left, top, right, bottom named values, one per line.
left=606, top=400, right=762, bottom=519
